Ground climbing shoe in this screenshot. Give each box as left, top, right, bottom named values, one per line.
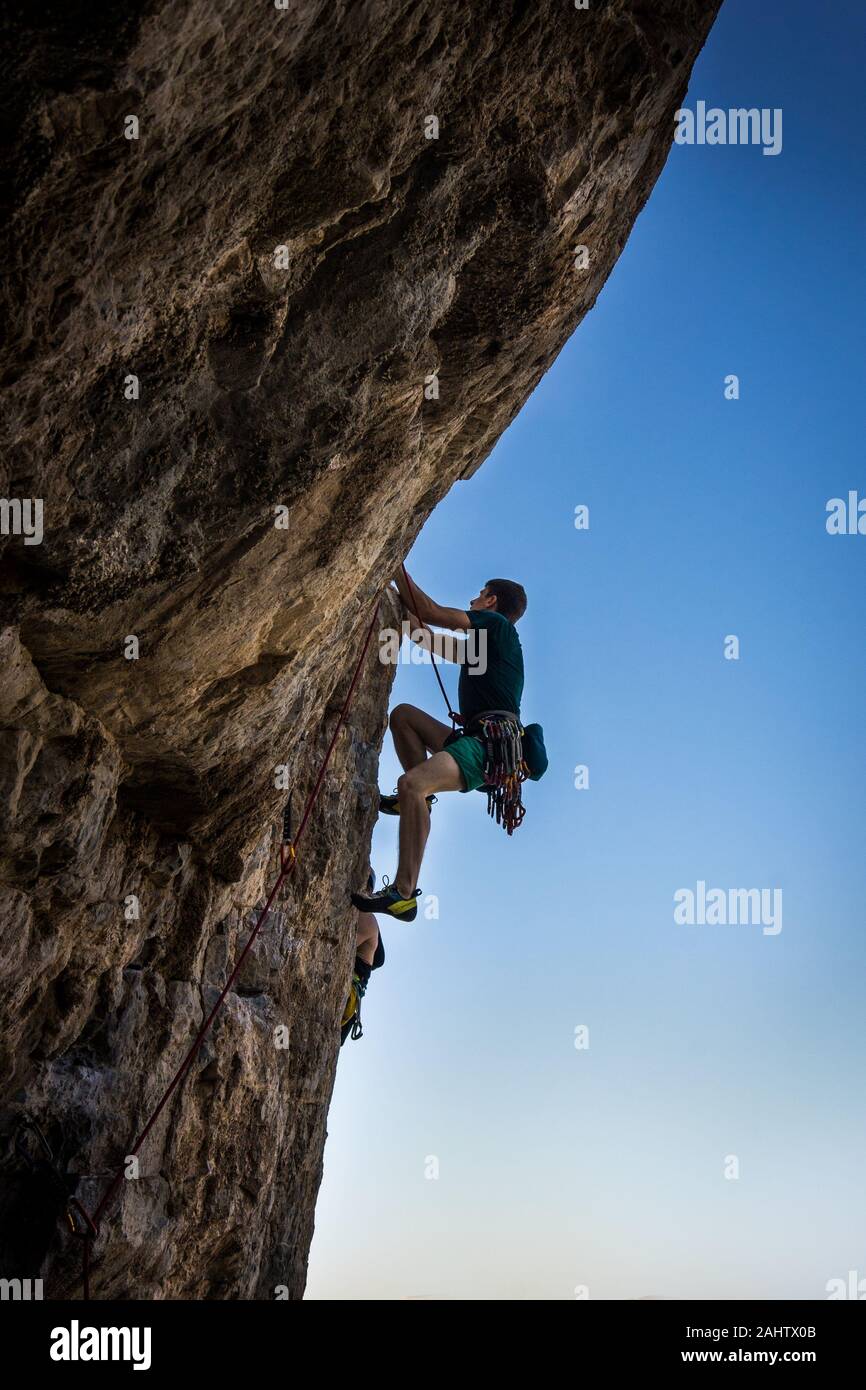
left=351, top=876, right=421, bottom=921
left=341, top=956, right=372, bottom=1046
left=379, top=789, right=437, bottom=816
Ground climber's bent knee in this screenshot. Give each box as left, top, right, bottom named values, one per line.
left=398, top=750, right=466, bottom=797
left=389, top=703, right=453, bottom=753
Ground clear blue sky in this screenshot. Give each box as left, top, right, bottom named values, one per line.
left=307, top=0, right=866, bottom=1299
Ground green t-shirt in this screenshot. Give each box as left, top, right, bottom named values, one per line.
left=457, top=610, right=524, bottom=724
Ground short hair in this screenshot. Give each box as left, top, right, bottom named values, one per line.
left=485, top=578, right=527, bottom=623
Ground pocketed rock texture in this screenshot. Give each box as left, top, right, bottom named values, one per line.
left=0, top=1, right=719, bottom=1298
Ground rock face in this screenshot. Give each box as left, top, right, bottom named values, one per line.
left=0, top=1, right=719, bottom=1298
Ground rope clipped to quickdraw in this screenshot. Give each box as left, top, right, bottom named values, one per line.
left=67, top=596, right=382, bottom=1300
left=475, top=713, right=528, bottom=836
left=400, top=563, right=461, bottom=728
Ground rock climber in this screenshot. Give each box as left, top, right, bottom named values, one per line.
left=350, top=567, right=545, bottom=923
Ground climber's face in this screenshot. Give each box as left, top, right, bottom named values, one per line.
left=469, top=586, right=497, bottom=613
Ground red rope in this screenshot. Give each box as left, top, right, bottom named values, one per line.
left=399, top=563, right=460, bottom=726
left=76, top=597, right=382, bottom=1298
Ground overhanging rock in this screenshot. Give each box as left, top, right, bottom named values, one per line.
left=0, top=0, right=720, bottom=1299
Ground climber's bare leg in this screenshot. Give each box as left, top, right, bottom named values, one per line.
left=395, top=750, right=464, bottom=896
left=355, top=911, right=379, bottom=966
left=389, top=703, right=452, bottom=772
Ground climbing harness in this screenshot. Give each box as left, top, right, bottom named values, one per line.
left=341, top=969, right=367, bottom=1043
left=341, top=869, right=382, bottom=1046
left=63, top=596, right=381, bottom=1299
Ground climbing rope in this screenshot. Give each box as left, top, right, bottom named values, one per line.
left=400, top=563, right=461, bottom=726
left=70, top=596, right=382, bottom=1299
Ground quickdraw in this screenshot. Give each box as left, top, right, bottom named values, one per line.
left=470, top=710, right=528, bottom=836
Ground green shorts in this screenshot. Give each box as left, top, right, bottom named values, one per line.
left=443, top=731, right=486, bottom=793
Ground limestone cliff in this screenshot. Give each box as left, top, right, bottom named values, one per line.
left=0, top=1, right=719, bottom=1298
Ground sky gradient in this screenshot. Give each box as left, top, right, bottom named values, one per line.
left=307, top=0, right=866, bottom=1300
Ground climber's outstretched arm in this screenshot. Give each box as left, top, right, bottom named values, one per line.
left=392, top=568, right=472, bottom=631
left=402, top=607, right=466, bottom=664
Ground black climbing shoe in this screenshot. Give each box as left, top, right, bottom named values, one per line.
left=351, top=876, right=421, bottom=922
left=379, top=789, right=437, bottom=816
left=341, top=957, right=372, bottom=1046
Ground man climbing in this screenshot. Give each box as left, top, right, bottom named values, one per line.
left=350, top=568, right=528, bottom=922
